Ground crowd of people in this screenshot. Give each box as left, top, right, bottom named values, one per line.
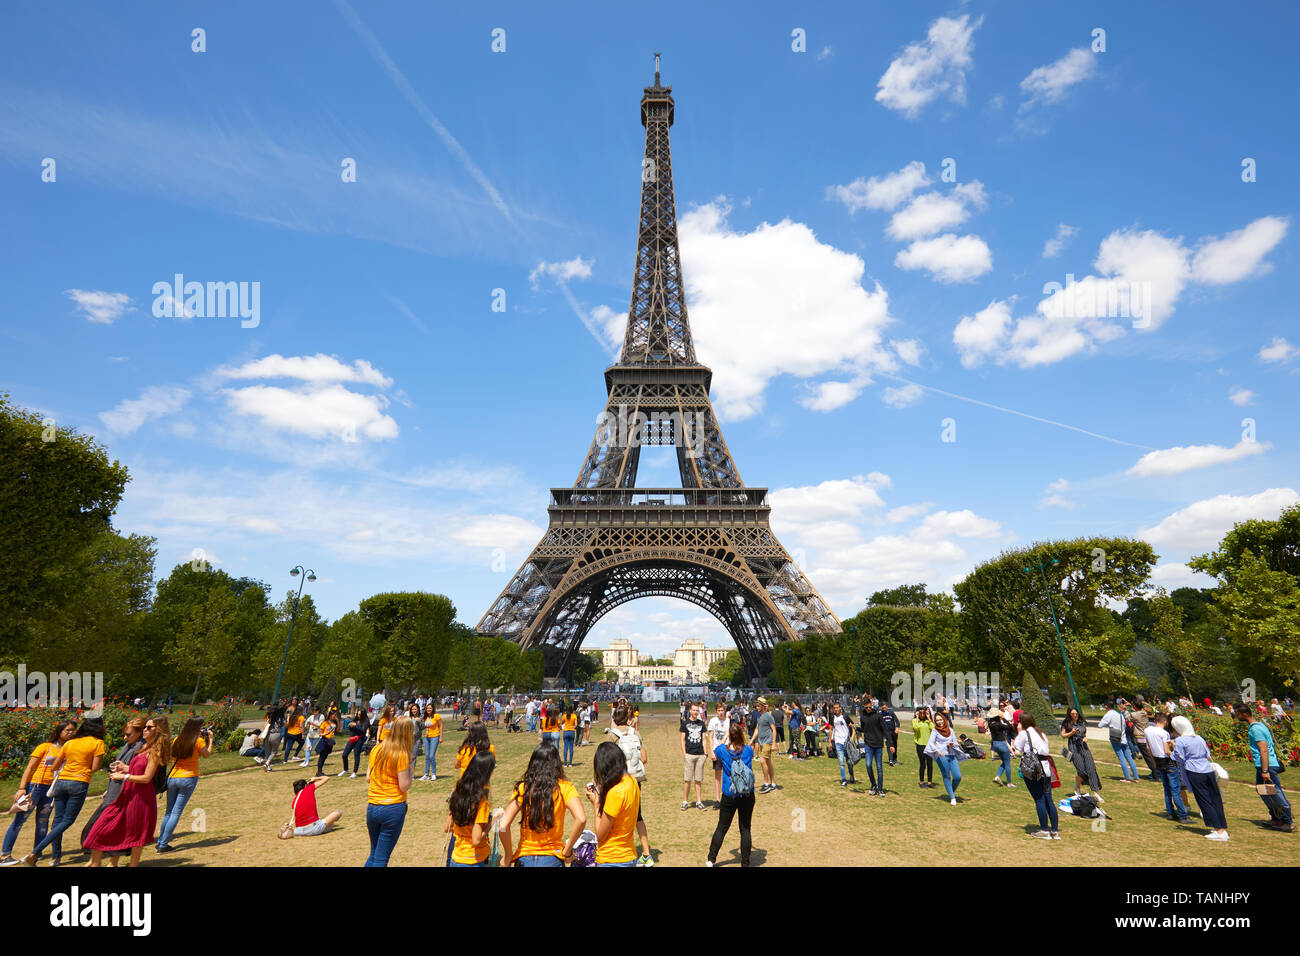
left=0, top=686, right=1292, bottom=867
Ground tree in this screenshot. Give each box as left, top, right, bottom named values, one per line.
left=1019, top=671, right=1058, bottom=734
left=0, top=393, right=129, bottom=646
left=867, top=583, right=929, bottom=608
left=315, top=611, right=382, bottom=705
left=708, top=650, right=744, bottom=685
left=572, top=651, right=601, bottom=685
left=165, top=584, right=238, bottom=704
left=254, top=591, right=324, bottom=697
left=359, top=592, right=458, bottom=694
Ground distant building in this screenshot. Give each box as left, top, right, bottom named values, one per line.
left=588, top=638, right=730, bottom=685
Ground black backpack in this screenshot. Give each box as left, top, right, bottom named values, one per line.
left=1070, top=794, right=1100, bottom=818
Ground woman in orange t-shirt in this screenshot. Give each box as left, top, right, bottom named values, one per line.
left=499, top=743, right=586, bottom=866
left=156, top=717, right=211, bottom=852
left=419, top=704, right=443, bottom=781
left=365, top=716, right=414, bottom=867
left=1, top=720, right=74, bottom=866
left=23, top=718, right=106, bottom=865
left=445, top=750, right=495, bottom=866
left=455, top=722, right=495, bottom=778
left=561, top=705, right=579, bottom=767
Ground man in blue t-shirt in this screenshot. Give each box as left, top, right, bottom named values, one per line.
left=1235, top=702, right=1293, bottom=830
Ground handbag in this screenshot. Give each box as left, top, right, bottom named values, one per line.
left=1018, top=733, right=1046, bottom=782
left=278, top=787, right=304, bottom=840
left=1048, top=757, right=1061, bottom=789
left=843, top=736, right=861, bottom=767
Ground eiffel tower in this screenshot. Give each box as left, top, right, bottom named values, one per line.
left=478, top=57, right=841, bottom=681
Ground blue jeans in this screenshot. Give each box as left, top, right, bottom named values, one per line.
left=991, top=741, right=1012, bottom=782
left=1159, top=764, right=1188, bottom=819
left=598, top=860, right=636, bottom=867
left=421, top=737, right=440, bottom=776
left=935, top=754, right=962, bottom=800
left=863, top=745, right=884, bottom=790
left=1110, top=739, right=1138, bottom=781
left=547, top=732, right=562, bottom=753
left=3, top=782, right=55, bottom=858
left=517, top=854, right=564, bottom=867
left=31, top=779, right=88, bottom=857
left=365, top=802, right=407, bottom=866
left=1257, top=766, right=1292, bottom=824
left=1026, top=774, right=1058, bottom=832
left=835, top=742, right=855, bottom=783
left=157, top=776, right=199, bottom=848
left=563, top=731, right=576, bottom=765
left=527, top=714, right=537, bottom=733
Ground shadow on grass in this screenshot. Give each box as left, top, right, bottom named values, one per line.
left=713, top=847, right=766, bottom=867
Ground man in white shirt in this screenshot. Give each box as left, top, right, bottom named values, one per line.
left=1144, top=714, right=1188, bottom=821
left=1098, top=703, right=1138, bottom=782
left=525, top=698, right=537, bottom=733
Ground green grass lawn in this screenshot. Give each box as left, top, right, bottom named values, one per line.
left=9, top=709, right=1293, bottom=868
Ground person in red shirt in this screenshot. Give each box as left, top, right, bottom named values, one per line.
left=291, top=776, right=342, bottom=837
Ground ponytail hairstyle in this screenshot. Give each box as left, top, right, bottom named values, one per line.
left=450, top=751, right=495, bottom=827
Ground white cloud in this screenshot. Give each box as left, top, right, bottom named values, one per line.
left=1039, top=477, right=1075, bottom=510
left=799, top=377, right=869, bottom=412
left=1191, top=216, right=1289, bottom=284
left=529, top=256, right=594, bottom=287
left=881, top=383, right=923, bottom=408
left=1042, top=223, right=1077, bottom=259
left=1139, top=488, right=1298, bottom=551
left=768, top=474, right=891, bottom=526
left=449, top=514, right=547, bottom=552
left=669, top=198, right=896, bottom=418
left=1228, top=386, right=1255, bottom=407
left=876, top=15, right=981, bottom=118
left=891, top=338, right=924, bottom=366
left=885, top=503, right=931, bottom=524
left=65, top=289, right=131, bottom=324
left=222, top=384, right=399, bottom=442
left=1259, top=337, right=1299, bottom=363
left=915, top=509, right=1001, bottom=539
left=214, top=354, right=393, bottom=388
left=99, top=386, right=192, bottom=435
left=826, top=161, right=931, bottom=214
left=894, top=233, right=992, bottom=283
left=1019, top=48, right=1097, bottom=108
left=953, top=299, right=1012, bottom=368
left=1148, top=562, right=1216, bottom=590
left=887, top=181, right=986, bottom=240
left=1127, top=439, right=1270, bottom=478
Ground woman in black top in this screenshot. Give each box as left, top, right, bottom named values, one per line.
left=985, top=706, right=1015, bottom=788
left=1060, top=708, right=1103, bottom=802
left=338, top=708, right=369, bottom=778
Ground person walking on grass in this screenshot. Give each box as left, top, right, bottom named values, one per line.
left=282, top=706, right=306, bottom=763
left=707, top=721, right=755, bottom=867
left=912, top=706, right=935, bottom=788
left=1144, top=713, right=1189, bottom=823
left=499, top=743, right=586, bottom=867
left=365, top=715, right=414, bottom=866
left=83, top=716, right=171, bottom=867
left=881, top=703, right=900, bottom=767
left=830, top=701, right=856, bottom=788
left=586, top=741, right=641, bottom=867
left=609, top=700, right=654, bottom=866
left=0, top=720, right=74, bottom=866
left=1129, top=696, right=1160, bottom=780
left=1099, top=699, right=1139, bottom=783
left=21, top=718, right=106, bottom=866
left=1012, top=713, right=1059, bottom=840
left=339, top=707, right=368, bottom=778
left=313, top=710, right=336, bottom=777
left=859, top=700, right=887, bottom=796
left=750, top=697, right=777, bottom=793
left=708, top=701, right=731, bottom=806
left=446, top=750, right=496, bottom=867
left=985, top=705, right=1016, bottom=789
left=681, top=702, right=708, bottom=810
left=925, top=712, right=963, bottom=806
left=1060, top=707, right=1103, bottom=803
left=261, top=705, right=285, bottom=774
left=1235, top=702, right=1294, bottom=832
left=156, top=717, right=212, bottom=852
left=418, top=704, right=442, bottom=781
left=302, top=705, right=324, bottom=767
left=1170, top=716, right=1228, bottom=842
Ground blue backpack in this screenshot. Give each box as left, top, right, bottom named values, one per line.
left=728, top=748, right=755, bottom=796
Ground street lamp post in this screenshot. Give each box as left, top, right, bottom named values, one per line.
left=1023, top=556, right=1081, bottom=714
left=271, top=565, right=316, bottom=706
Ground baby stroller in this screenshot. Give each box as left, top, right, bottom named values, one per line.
left=508, top=713, right=524, bottom=733
left=958, top=734, right=986, bottom=759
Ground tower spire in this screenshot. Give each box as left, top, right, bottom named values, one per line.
left=654, top=52, right=660, bottom=87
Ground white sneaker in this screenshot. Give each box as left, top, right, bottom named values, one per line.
left=705, top=860, right=713, bottom=867
left=1206, top=831, right=1230, bottom=841
left=419, top=775, right=429, bottom=781
left=695, top=801, right=706, bottom=810
left=681, top=801, right=689, bottom=810
left=1007, top=783, right=1017, bottom=789
left=1031, top=830, right=1052, bottom=839
left=253, top=757, right=263, bottom=765
left=950, top=798, right=958, bottom=806
left=1050, top=832, right=1061, bottom=840
left=430, top=774, right=436, bottom=781
left=336, top=770, right=346, bottom=776
left=349, top=773, right=357, bottom=779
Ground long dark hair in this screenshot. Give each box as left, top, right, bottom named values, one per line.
left=459, top=721, right=490, bottom=758
left=517, top=743, right=564, bottom=833
left=73, top=717, right=105, bottom=740
left=172, top=716, right=204, bottom=759
left=592, top=741, right=627, bottom=817
left=450, top=751, right=495, bottom=827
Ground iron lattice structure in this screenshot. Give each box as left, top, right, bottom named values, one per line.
left=478, top=60, right=841, bottom=680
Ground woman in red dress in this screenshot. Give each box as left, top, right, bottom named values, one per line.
left=83, top=717, right=172, bottom=867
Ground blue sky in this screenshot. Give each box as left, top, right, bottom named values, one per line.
left=3, top=2, right=1297, bottom=659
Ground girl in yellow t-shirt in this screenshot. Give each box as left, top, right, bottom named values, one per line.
left=499, top=743, right=586, bottom=866
left=445, top=750, right=496, bottom=866
left=283, top=708, right=307, bottom=763
left=23, top=718, right=106, bottom=865
left=561, top=705, right=579, bottom=767
left=312, top=716, right=336, bottom=777
left=587, top=740, right=641, bottom=867
left=1, top=720, right=75, bottom=866
left=418, top=704, right=443, bottom=781
left=375, top=705, right=395, bottom=745
left=455, top=722, right=495, bottom=778
left=156, top=717, right=211, bottom=852
left=365, top=715, right=414, bottom=867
